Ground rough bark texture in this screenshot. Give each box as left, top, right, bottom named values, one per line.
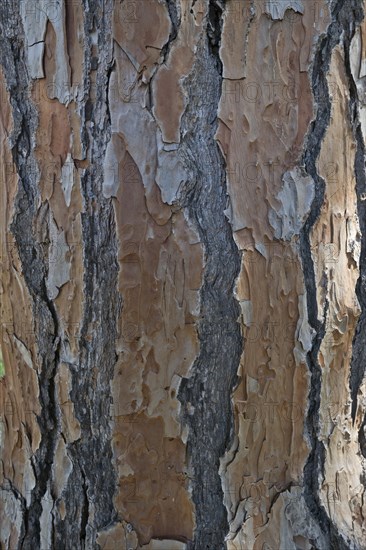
left=1, top=0, right=366, bottom=549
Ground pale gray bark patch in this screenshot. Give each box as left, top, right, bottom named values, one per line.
left=46, top=216, right=71, bottom=300
left=264, top=0, right=304, bottom=20
left=268, top=167, right=315, bottom=241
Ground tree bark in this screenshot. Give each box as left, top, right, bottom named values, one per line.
left=0, top=0, right=366, bottom=548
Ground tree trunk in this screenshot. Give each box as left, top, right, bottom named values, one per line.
left=1, top=0, right=366, bottom=548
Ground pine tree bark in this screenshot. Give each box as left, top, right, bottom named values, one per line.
left=0, top=0, right=366, bottom=549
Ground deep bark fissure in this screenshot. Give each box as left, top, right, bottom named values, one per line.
left=178, top=2, right=242, bottom=548
left=166, top=0, right=181, bottom=44
left=0, top=4, right=64, bottom=547
left=0, top=1, right=121, bottom=547
left=301, top=1, right=364, bottom=548
left=60, top=2, right=120, bottom=547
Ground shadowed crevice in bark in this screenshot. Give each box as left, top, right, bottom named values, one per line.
left=166, top=0, right=181, bottom=43
left=0, top=1, right=120, bottom=547
left=178, top=2, right=243, bottom=548
left=0, top=1, right=61, bottom=547
left=55, top=1, right=120, bottom=547
left=301, top=1, right=364, bottom=548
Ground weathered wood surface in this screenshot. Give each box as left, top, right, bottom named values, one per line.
left=0, top=1, right=366, bottom=548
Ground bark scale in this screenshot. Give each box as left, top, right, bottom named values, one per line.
left=0, top=1, right=366, bottom=549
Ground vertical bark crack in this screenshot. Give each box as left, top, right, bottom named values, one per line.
left=59, top=1, right=120, bottom=547
left=178, top=2, right=242, bottom=548
left=0, top=1, right=121, bottom=547
left=300, top=1, right=364, bottom=548
left=0, top=4, right=63, bottom=546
